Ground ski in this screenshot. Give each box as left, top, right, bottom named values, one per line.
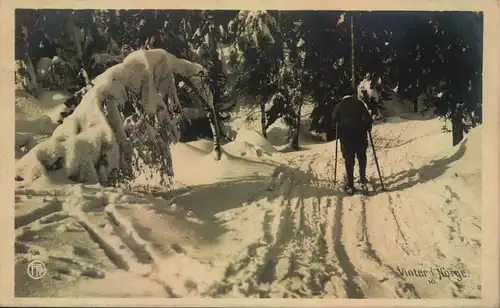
left=340, top=177, right=376, bottom=196
left=362, top=177, right=377, bottom=196
left=360, top=182, right=374, bottom=196
left=343, top=186, right=372, bottom=196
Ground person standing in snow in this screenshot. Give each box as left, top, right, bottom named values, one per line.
left=332, top=89, right=373, bottom=194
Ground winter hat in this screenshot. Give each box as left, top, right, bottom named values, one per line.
left=341, top=87, right=356, bottom=100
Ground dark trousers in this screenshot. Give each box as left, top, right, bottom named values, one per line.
left=340, top=136, right=368, bottom=188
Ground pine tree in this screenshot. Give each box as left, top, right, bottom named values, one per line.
left=229, top=10, right=283, bottom=139
left=297, top=11, right=352, bottom=141
left=271, top=11, right=306, bottom=150
left=346, top=11, right=482, bottom=146
left=186, top=10, right=237, bottom=159
left=392, top=11, right=483, bottom=145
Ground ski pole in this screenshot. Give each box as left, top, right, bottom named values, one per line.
left=368, top=131, right=386, bottom=191
left=334, top=122, right=339, bottom=184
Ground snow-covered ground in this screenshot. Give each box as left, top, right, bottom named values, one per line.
left=14, top=90, right=481, bottom=299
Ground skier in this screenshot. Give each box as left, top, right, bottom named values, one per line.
left=332, top=89, right=373, bottom=195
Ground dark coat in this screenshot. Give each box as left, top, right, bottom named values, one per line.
left=332, top=95, right=373, bottom=143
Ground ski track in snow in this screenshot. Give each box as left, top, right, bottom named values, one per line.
left=14, top=149, right=481, bottom=298
left=14, top=113, right=482, bottom=298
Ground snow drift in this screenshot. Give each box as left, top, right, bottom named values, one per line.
left=16, top=49, right=214, bottom=187
left=223, top=128, right=278, bottom=158
left=168, top=128, right=278, bottom=186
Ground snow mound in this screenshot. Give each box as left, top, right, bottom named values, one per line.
left=205, top=150, right=273, bottom=178
left=185, top=139, right=214, bottom=154
left=171, top=142, right=212, bottom=166
left=131, top=129, right=277, bottom=187
left=233, top=128, right=277, bottom=153
left=173, top=147, right=275, bottom=186
left=222, top=128, right=278, bottom=158
left=266, top=118, right=319, bottom=149
left=223, top=140, right=272, bottom=158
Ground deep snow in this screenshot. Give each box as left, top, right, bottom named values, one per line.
left=14, top=90, right=481, bottom=299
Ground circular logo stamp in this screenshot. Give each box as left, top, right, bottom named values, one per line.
left=27, top=260, right=47, bottom=280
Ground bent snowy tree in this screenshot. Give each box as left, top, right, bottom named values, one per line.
left=16, top=49, right=221, bottom=187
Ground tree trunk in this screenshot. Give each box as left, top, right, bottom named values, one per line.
left=209, top=73, right=222, bottom=160
left=24, top=55, right=39, bottom=97
left=350, top=14, right=356, bottom=92
left=208, top=27, right=223, bottom=160
left=290, top=100, right=303, bottom=151
left=413, top=99, right=418, bottom=112
left=260, top=100, right=267, bottom=139
left=206, top=106, right=222, bottom=160
left=451, top=113, right=464, bottom=146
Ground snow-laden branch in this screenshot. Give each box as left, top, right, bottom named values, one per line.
left=166, top=52, right=213, bottom=109
left=16, top=49, right=213, bottom=187
left=230, top=10, right=276, bottom=47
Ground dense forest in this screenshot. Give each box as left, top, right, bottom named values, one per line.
left=14, top=9, right=483, bottom=186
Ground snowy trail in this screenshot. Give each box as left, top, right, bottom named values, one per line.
left=265, top=150, right=420, bottom=298
left=14, top=98, right=481, bottom=298
left=14, top=152, right=480, bottom=298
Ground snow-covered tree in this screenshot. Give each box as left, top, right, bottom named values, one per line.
left=411, top=12, right=482, bottom=145
left=295, top=11, right=353, bottom=141
left=266, top=13, right=308, bottom=150
left=16, top=49, right=215, bottom=187
left=183, top=11, right=237, bottom=159
left=229, top=10, right=283, bottom=139
left=349, top=11, right=482, bottom=145
left=15, top=9, right=41, bottom=96
left=15, top=9, right=105, bottom=94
